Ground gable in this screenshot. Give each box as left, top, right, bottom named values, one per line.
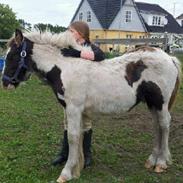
left=109, top=0, right=146, bottom=32
left=71, top=0, right=102, bottom=30
left=71, top=0, right=124, bottom=29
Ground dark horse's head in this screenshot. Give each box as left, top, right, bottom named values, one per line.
left=2, top=29, right=33, bottom=89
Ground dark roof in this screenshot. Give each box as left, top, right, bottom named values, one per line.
left=136, top=2, right=183, bottom=34
left=87, top=0, right=123, bottom=29
left=176, top=14, right=183, bottom=19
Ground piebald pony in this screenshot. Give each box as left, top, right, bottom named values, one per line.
left=2, top=29, right=181, bottom=182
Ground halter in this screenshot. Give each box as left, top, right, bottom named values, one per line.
left=3, top=41, right=29, bottom=84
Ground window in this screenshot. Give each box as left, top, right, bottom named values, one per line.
left=126, top=34, right=132, bottom=39
left=152, top=16, right=161, bottom=26
left=158, top=17, right=161, bottom=25
left=152, top=16, right=157, bottom=25
left=79, top=12, right=83, bottom=21
left=125, top=11, right=132, bottom=22
left=87, top=11, right=91, bottom=22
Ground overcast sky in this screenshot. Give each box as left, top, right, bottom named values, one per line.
left=1, top=0, right=183, bottom=27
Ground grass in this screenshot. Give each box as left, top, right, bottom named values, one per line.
left=0, top=54, right=183, bottom=183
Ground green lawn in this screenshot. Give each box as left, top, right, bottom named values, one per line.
left=0, top=54, right=183, bottom=183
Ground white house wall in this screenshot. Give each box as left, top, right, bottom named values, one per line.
left=109, top=0, right=145, bottom=32
left=177, top=19, right=183, bottom=27
left=177, top=19, right=181, bottom=26
left=72, top=0, right=103, bottom=30
left=125, top=0, right=133, bottom=6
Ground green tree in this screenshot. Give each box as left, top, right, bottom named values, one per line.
left=0, top=4, right=20, bottom=39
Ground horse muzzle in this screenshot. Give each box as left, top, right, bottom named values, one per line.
left=7, top=84, right=15, bottom=90
left=2, top=83, right=16, bottom=90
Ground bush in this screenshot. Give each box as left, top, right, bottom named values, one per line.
left=104, top=51, right=122, bottom=59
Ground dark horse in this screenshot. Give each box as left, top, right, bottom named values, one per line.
left=2, top=29, right=181, bottom=182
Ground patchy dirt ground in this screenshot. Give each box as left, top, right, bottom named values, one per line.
left=90, top=104, right=183, bottom=182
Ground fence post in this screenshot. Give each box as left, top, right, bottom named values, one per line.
left=163, top=32, right=169, bottom=52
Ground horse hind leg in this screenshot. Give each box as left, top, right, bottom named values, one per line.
left=154, top=105, right=172, bottom=173
left=140, top=81, right=172, bottom=172
left=145, top=109, right=161, bottom=170
left=145, top=105, right=172, bottom=173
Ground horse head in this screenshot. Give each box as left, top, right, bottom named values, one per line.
left=2, top=29, right=33, bottom=89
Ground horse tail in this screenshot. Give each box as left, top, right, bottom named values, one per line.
left=168, top=56, right=182, bottom=110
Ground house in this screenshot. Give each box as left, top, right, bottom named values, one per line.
left=136, top=2, right=183, bottom=47
left=71, top=0, right=183, bottom=52
left=175, top=14, right=183, bottom=47
left=71, top=0, right=148, bottom=52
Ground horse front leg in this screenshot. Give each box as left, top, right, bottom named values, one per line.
left=57, top=104, right=84, bottom=182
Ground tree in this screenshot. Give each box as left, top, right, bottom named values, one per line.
left=0, top=4, right=20, bottom=39
left=18, top=19, right=32, bottom=31
left=34, top=23, right=67, bottom=33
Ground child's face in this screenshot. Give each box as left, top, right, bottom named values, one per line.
left=68, top=27, right=83, bottom=43
left=68, top=27, right=85, bottom=44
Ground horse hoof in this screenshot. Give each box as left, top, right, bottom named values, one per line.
left=154, top=164, right=167, bottom=173
left=145, top=160, right=154, bottom=169
left=57, top=176, right=67, bottom=183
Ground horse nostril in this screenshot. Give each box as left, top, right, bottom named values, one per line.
left=11, top=79, right=16, bottom=83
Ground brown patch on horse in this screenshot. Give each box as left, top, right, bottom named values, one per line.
left=127, top=46, right=156, bottom=53
left=133, top=80, right=164, bottom=111
left=168, top=76, right=180, bottom=110
left=7, top=30, right=24, bottom=48
left=125, top=60, right=147, bottom=87
left=15, top=29, right=24, bottom=47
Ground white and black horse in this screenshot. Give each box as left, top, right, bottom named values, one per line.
left=2, top=29, right=181, bottom=182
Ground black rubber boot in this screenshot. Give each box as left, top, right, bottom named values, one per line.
left=52, top=130, right=68, bottom=166
left=83, top=129, right=92, bottom=168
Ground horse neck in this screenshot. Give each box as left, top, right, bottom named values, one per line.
left=31, top=43, right=65, bottom=74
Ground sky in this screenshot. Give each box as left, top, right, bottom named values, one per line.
left=0, top=0, right=183, bottom=27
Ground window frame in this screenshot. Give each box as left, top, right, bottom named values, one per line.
left=125, top=10, right=132, bottom=23
left=87, top=11, right=91, bottom=22
left=79, top=12, right=83, bottom=21
left=152, top=15, right=162, bottom=26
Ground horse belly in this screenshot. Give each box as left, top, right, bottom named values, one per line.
left=84, top=85, right=136, bottom=114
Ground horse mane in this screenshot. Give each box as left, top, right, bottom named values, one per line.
left=25, top=30, right=83, bottom=49
left=8, top=30, right=83, bottom=50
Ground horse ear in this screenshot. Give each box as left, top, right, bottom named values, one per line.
left=15, top=29, right=24, bottom=46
